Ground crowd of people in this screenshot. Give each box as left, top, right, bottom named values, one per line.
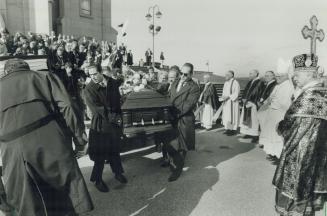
left=196, top=54, right=327, bottom=216
left=0, top=30, right=327, bottom=216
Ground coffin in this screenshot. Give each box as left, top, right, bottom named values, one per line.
left=121, top=89, right=173, bottom=137
left=0, top=56, right=48, bottom=72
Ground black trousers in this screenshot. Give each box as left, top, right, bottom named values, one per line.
left=90, top=154, right=124, bottom=182
left=165, top=144, right=186, bottom=171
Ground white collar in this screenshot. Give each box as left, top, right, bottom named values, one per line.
left=227, top=78, right=235, bottom=83
left=301, top=80, right=321, bottom=91
left=252, top=77, right=260, bottom=82
left=267, top=80, right=275, bottom=85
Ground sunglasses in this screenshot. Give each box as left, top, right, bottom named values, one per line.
left=180, top=72, right=189, bottom=77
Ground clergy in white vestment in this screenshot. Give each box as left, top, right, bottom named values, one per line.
left=239, top=70, right=265, bottom=143
left=220, top=70, right=240, bottom=136
left=199, top=74, right=220, bottom=129
left=258, top=72, right=294, bottom=160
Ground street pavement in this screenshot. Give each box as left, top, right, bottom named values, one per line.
left=1, top=126, right=325, bottom=216
left=77, top=126, right=325, bottom=216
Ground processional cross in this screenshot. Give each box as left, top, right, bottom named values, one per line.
left=302, top=15, right=325, bottom=54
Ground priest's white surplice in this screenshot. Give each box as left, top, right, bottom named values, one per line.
left=258, top=80, right=294, bottom=157
left=221, top=78, right=240, bottom=130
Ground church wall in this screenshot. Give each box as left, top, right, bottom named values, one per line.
left=59, top=0, right=117, bottom=42
left=0, top=0, right=50, bottom=34
left=0, top=0, right=116, bottom=41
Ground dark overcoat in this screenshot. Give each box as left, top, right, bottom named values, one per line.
left=170, top=78, right=200, bottom=151
left=0, top=68, right=93, bottom=216
left=83, top=80, right=122, bottom=162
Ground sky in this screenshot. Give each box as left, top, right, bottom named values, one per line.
left=111, top=0, right=327, bottom=76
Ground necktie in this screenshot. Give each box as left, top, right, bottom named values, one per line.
left=177, top=81, right=184, bottom=92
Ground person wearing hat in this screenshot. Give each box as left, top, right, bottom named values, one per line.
left=0, top=58, right=93, bottom=215
left=273, top=53, right=327, bottom=216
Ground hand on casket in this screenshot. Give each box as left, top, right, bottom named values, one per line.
left=74, top=144, right=88, bottom=159
left=108, top=113, right=122, bottom=127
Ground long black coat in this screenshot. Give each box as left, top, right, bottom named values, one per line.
left=170, top=78, right=200, bottom=151
left=83, top=80, right=122, bottom=161
left=106, top=77, right=123, bottom=114
left=0, top=69, right=93, bottom=216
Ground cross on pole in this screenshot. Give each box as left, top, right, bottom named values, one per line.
left=302, top=15, right=325, bottom=55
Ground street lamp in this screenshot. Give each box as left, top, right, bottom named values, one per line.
left=146, top=5, right=162, bottom=67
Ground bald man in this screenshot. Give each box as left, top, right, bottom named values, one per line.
left=220, top=70, right=240, bottom=136
left=239, top=70, right=265, bottom=143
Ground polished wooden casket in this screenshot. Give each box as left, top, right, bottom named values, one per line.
left=121, top=89, right=173, bottom=137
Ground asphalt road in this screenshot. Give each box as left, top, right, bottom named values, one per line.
left=1, top=126, right=324, bottom=216
left=76, top=127, right=326, bottom=216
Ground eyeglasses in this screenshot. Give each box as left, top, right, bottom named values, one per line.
left=180, top=72, right=189, bottom=77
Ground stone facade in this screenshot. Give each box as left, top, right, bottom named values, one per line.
left=0, top=0, right=117, bottom=42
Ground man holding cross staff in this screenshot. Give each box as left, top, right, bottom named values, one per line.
left=272, top=15, right=327, bottom=216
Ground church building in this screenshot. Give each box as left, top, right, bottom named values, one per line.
left=0, top=0, right=117, bottom=42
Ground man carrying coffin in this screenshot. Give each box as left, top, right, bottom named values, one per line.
left=273, top=53, right=327, bottom=216
left=0, top=59, right=93, bottom=216
left=199, top=74, right=220, bottom=130
left=220, top=70, right=240, bottom=136
left=239, top=70, right=265, bottom=143
left=84, top=65, right=127, bottom=192
left=169, top=63, right=200, bottom=181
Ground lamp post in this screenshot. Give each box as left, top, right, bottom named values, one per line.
left=145, top=5, right=162, bottom=67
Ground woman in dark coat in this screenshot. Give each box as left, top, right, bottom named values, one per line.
left=83, top=65, right=127, bottom=192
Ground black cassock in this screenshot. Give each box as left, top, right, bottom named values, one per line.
left=241, top=78, right=265, bottom=127
left=259, top=80, right=277, bottom=105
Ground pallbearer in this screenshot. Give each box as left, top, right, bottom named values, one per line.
left=169, top=63, right=200, bottom=181
left=0, top=59, right=93, bottom=215
left=84, top=65, right=127, bottom=192
left=220, top=70, right=240, bottom=136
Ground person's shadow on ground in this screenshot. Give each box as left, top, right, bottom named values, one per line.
left=80, top=127, right=255, bottom=216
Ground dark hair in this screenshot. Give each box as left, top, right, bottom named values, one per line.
left=183, top=63, right=194, bottom=74
left=65, top=62, right=73, bottom=68
left=169, top=65, right=180, bottom=73
left=88, top=64, right=100, bottom=72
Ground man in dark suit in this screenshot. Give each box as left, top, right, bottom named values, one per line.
left=169, top=63, right=200, bottom=181
left=83, top=66, right=127, bottom=193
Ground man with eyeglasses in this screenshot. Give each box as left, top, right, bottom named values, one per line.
left=168, top=63, right=200, bottom=181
